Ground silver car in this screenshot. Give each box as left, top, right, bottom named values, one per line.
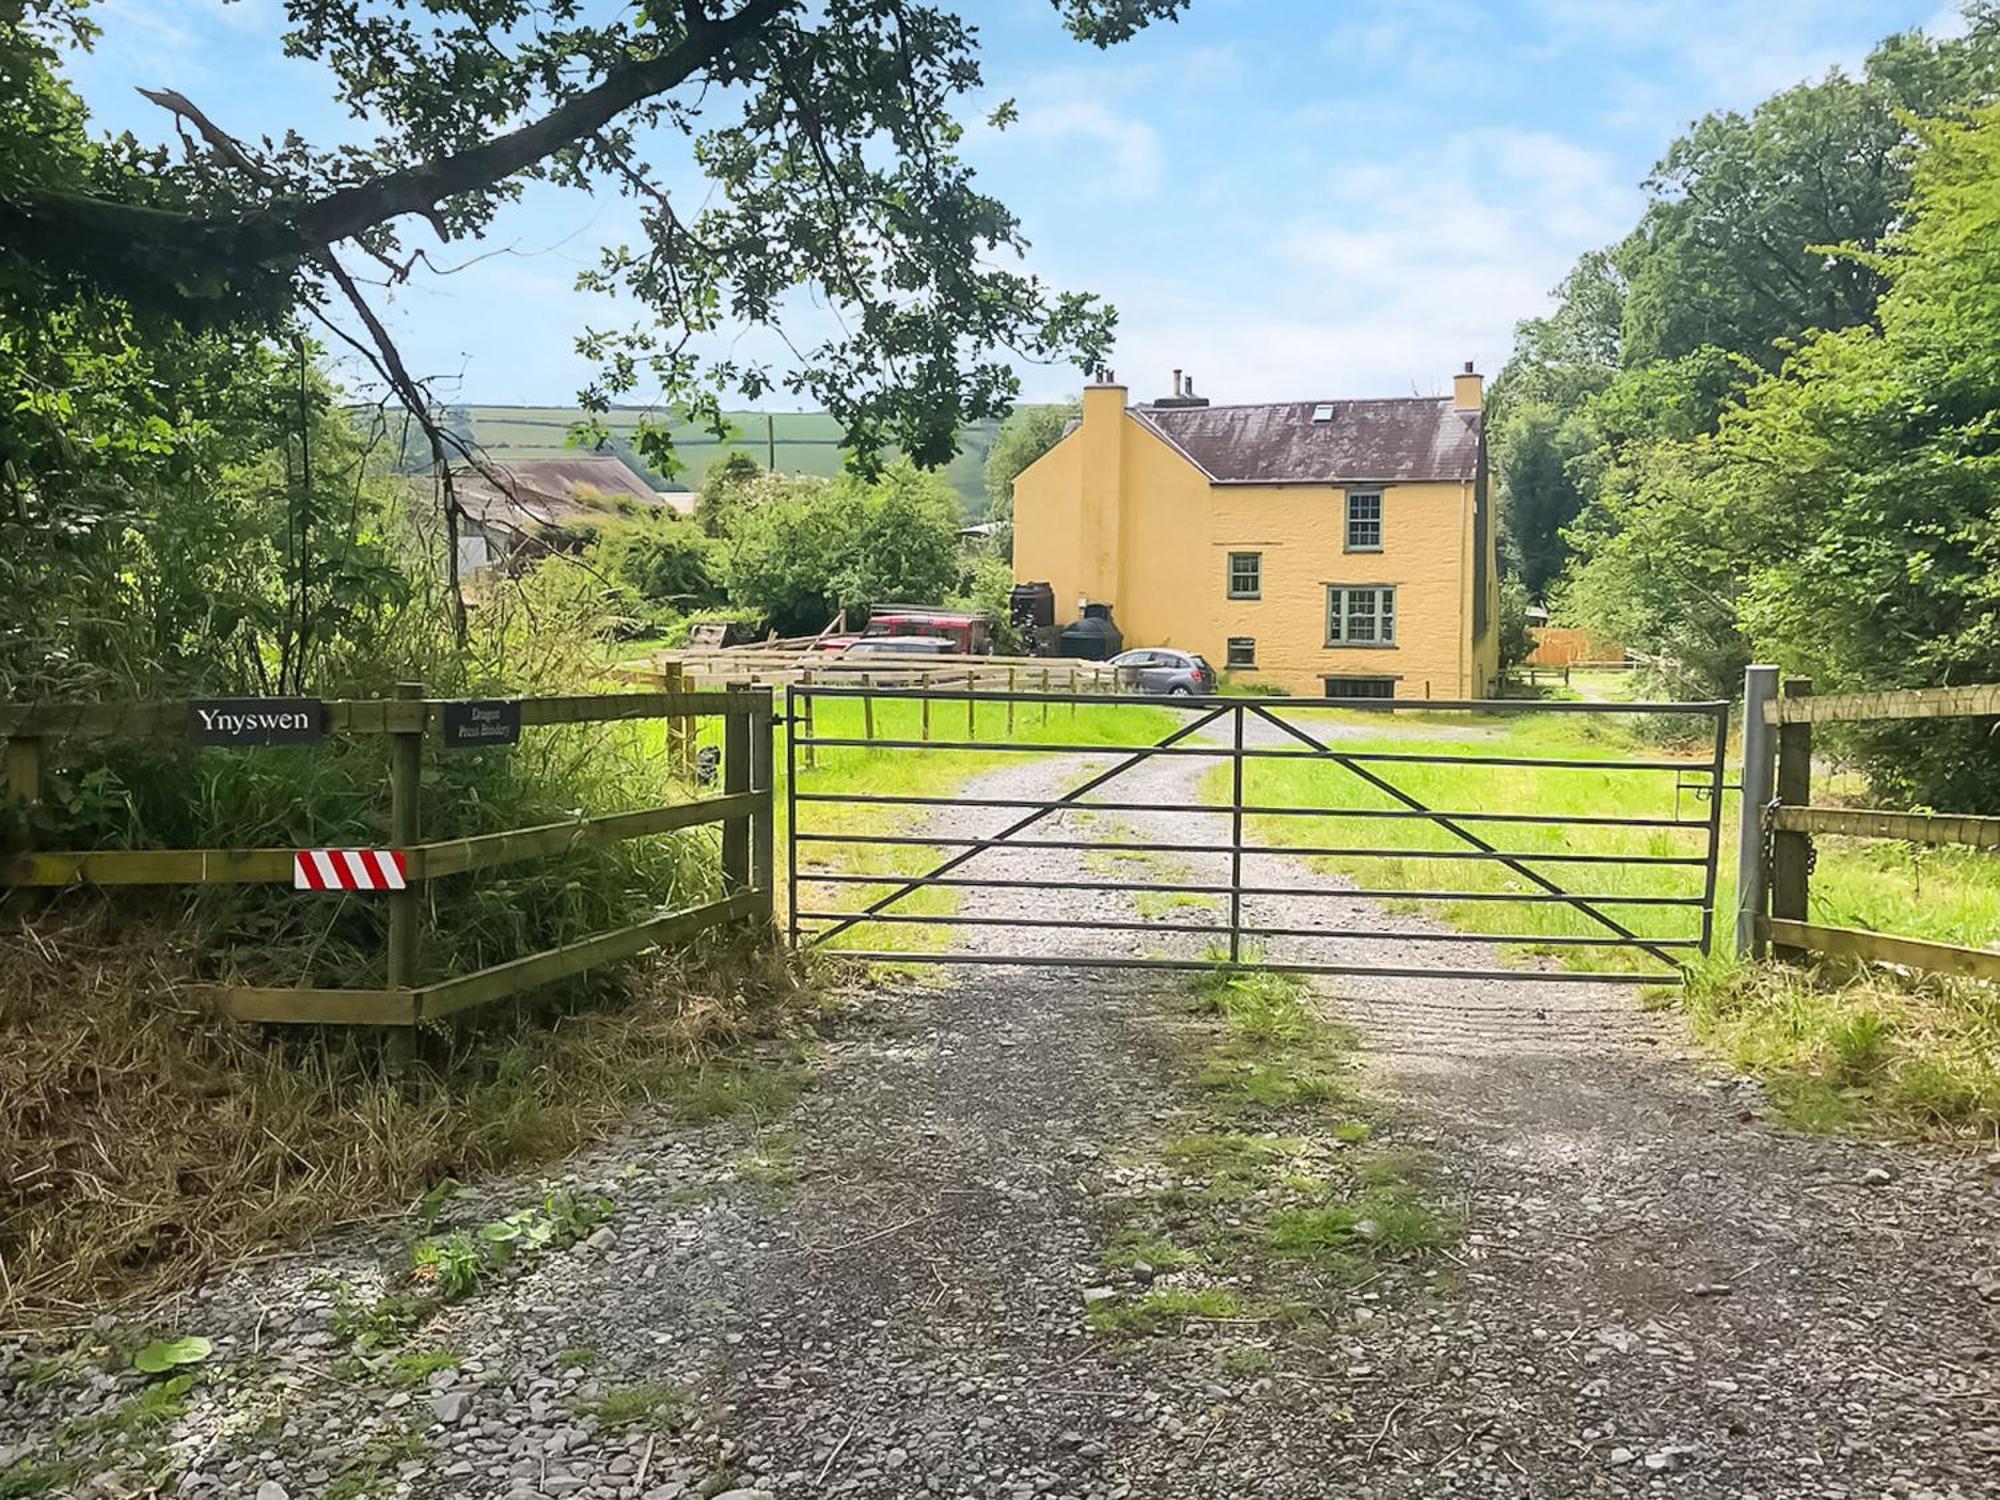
left=1108, top=648, right=1218, bottom=696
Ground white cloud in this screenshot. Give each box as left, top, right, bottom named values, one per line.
left=1018, top=127, right=1639, bottom=406
left=1529, top=0, right=1889, bottom=110
left=1007, top=98, right=1164, bottom=198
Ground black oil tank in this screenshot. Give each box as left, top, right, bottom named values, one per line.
left=1058, top=603, right=1123, bottom=660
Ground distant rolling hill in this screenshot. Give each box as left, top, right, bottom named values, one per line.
left=398, top=404, right=1013, bottom=516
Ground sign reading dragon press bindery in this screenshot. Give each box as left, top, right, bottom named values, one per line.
left=189, top=699, right=326, bottom=746
left=440, top=699, right=523, bottom=749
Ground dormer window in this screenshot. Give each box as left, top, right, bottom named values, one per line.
left=1311, top=403, right=1334, bottom=423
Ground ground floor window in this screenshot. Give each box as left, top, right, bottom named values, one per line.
left=1326, top=584, right=1396, bottom=644
left=1227, top=637, right=1256, bottom=669
left=1323, top=676, right=1396, bottom=700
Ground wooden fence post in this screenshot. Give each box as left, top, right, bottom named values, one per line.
left=385, top=681, right=425, bottom=1052
left=1041, top=667, right=1051, bottom=725
left=862, top=673, right=875, bottom=743
left=967, top=673, right=977, bottom=739
left=723, top=686, right=752, bottom=894
left=1771, top=677, right=1814, bottom=962
left=921, top=672, right=932, bottom=742
left=748, top=688, right=774, bottom=928
left=1006, top=667, right=1016, bottom=735
left=801, top=667, right=817, bottom=771
left=4, top=735, right=42, bottom=855
left=663, top=660, right=690, bottom=778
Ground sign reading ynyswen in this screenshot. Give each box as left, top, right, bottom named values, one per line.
left=190, top=699, right=325, bottom=746
left=294, top=850, right=409, bottom=892
left=440, top=699, right=522, bottom=749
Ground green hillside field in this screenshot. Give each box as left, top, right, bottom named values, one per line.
left=395, top=404, right=1030, bottom=516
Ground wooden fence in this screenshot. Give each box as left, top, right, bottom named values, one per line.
left=609, top=648, right=1124, bottom=695
left=1756, top=678, right=2000, bottom=981
left=0, top=687, right=774, bottom=1026
left=1527, top=627, right=1623, bottom=668
left=609, top=651, right=1131, bottom=769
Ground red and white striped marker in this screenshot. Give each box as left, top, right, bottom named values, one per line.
left=294, top=849, right=409, bottom=892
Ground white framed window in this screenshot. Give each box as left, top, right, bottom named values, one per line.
left=1227, top=637, right=1256, bottom=669
left=1226, top=552, right=1262, bottom=600
left=1326, top=585, right=1396, bottom=646
left=1346, top=492, right=1382, bottom=551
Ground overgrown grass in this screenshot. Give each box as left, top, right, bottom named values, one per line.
left=581, top=1381, right=690, bottom=1429
left=1685, top=958, right=2000, bottom=1137
left=1087, top=958, right=1456, bottom=1345
left=0, top=915, right=820, bottom=1327
left=1208, top=702, right=2000, bottom=1136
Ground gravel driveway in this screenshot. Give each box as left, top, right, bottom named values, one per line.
left=3, top=710, right=1996, bottom=1499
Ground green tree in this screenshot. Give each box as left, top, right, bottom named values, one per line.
left=0, top=0, right=1192, bottom=477
left=724, top=462, right=962, bottom=635
left=1496, top=576, right=1535, bottom=673
left=0, top=307, right=409, bottom=697
left=694, top=451, right=766, bottom=537
left=1491, top=11, right=2000, bottom=601
left=1719, top=103, right=2000, bottom=808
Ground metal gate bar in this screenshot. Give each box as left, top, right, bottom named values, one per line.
left=797, top=872, right=1702, bottom=902
left=800, top=701, right=1231, bottom=947
left=797, top=833, right=1709, bottom=865
left=804, top=953, right=1682, bottom=984
left=796, top=793, right=1711, bottom=829
left=786, top=686, right=1728, bottom=982
left=1244, top=702, right=1694, bottom=970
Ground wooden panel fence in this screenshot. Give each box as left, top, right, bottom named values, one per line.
left=1754, top=676, right=2000, bottom=980
left=0, top=687, right=774, bottom=1026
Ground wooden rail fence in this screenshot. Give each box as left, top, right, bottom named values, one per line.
left=609, top=652, right=1132, bottom=770
left=1754, top=677, right=2000, bottom=981
left=0, top=687, right=774, bottom=1026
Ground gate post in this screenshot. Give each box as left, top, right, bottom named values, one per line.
left=749, top=686, right=775, bottom=929
left=385, top=680, right=425, bottom=1054
left=1770, top=678, right=1813, bottom=961
left=1229, top=702, right=1244, bottom=965
left=1734, top=664, right=1779, bottom=957
left=722, top=685, right=752, bottom=897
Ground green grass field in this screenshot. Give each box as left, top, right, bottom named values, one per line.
left=662, top=692, right=1176, bottom=961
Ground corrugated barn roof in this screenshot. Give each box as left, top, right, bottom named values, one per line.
left=1134, top=397, right=1480, bottom=484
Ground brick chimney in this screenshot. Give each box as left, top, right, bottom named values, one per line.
left=1454, top=360, right=1484, bottom=412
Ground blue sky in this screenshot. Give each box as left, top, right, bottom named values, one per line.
left=67, top=0, right=1952, bottom=410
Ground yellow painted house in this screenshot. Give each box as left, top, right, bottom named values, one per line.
left=1012, top=366, right=1500, bottom=700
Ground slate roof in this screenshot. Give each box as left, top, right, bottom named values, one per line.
left=443, top=456, right=690, bottom=529
left=1132, top=397, right=1481, bottom=485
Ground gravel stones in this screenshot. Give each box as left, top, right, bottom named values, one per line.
left=2, top=728, right=1996, bottom=1498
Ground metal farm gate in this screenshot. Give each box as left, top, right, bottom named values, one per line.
left=785, top=686, right=1729, bottom=985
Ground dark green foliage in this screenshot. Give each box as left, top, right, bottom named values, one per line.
left=724, top=463, right=964, bottom=636
left=1491, top=10, right=2000, bottom=601
left=1497, top=577, right=1534, bottom=671
left=0, top=1, right=1187, bottom=475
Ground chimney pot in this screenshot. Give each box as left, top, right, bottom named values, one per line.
left=1463, top=360, right=1475, bottom=374
left=1171, top=367, right=1181, bottom=397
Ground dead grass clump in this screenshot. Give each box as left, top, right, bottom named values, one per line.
left=0, top=896, right=822, bottom=1329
